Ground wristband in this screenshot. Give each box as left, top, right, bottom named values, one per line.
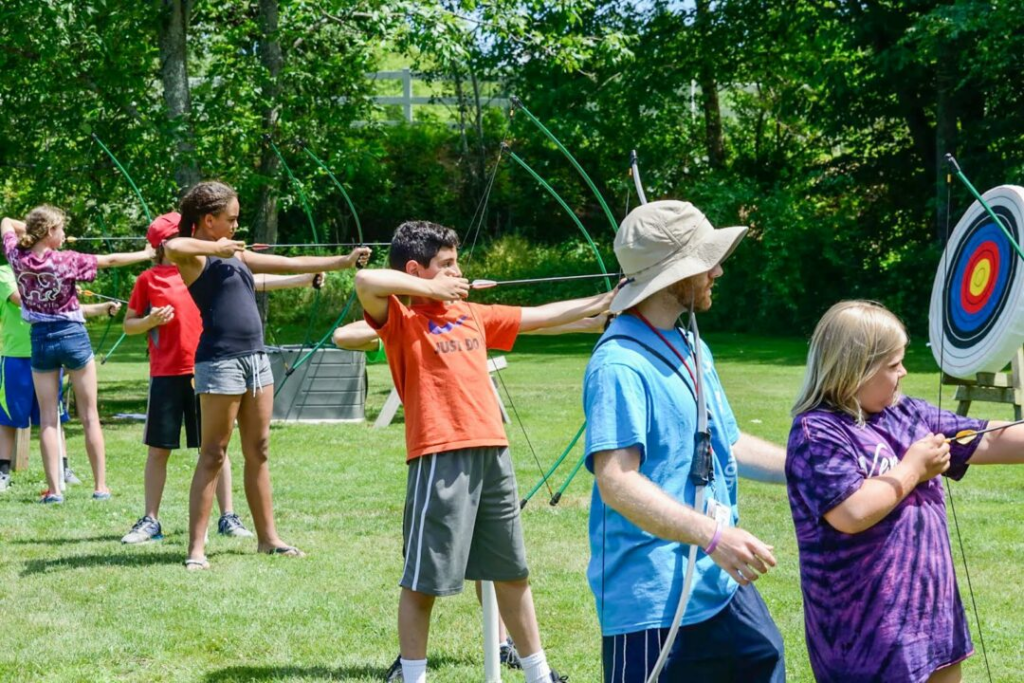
left=704, top=522, right=722, bottom=555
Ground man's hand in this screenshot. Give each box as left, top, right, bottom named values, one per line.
left=707, top=527, right=777, bottom=586
left=903, top=433, right=950, bottom=483
left=146, top=305, right=175, bottom=327
left=214, top=238, right=246, bottom=258
left=344, top=247, right=372, bottom=269
left=428, top=272, right=470, bottom=302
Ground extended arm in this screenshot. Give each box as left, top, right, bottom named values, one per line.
left=593, top=446, right=776, bottom=585
left=164, top=237, right=246, bottom=285
left=732, top=432, right=787, bottom=484
left=240, top=247, right=370, bottom=276
left=95, top=247, right=155, bottom=269
left=518, top=289, right=615, bottom=333
left=82, top=302, right=120, bottom=318
left=332, top=320, right=381, bottom=352
left=966, top=421, right=1024, bottom=464
left=254, top=273, right=321, bottom=292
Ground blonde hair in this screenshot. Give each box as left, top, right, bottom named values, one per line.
left=20, top=205, right=66, bottom=249
left=792, top=300, right=908, bottom=423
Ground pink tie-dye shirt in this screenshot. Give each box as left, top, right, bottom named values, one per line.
left=2, top=231, right=97, bottom=324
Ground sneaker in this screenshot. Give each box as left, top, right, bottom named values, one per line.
left=218, top=512, right=255, bottom=538
left=500, top=637, right=522, bottom=670
left=39, top=491, right=64, bottom=504
left=92, top=491, right=112, bottom=501
left=0, top=472, right=10, bottom=493
left=384, top=655, right=403, bottom=682
left=549, top=669, right=568, bottom=682
left=122, top=516, right=163, bottom=544
left=63, top=467, right=82, bottom=485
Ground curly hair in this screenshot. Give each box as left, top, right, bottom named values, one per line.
left=388, top=221, right=460, bottom=270
left=179, top=181, right=237, bottom=237
left=20, top=205, right=66, bottom=249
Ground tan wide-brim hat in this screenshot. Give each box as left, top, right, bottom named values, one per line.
left=611, top=200, right=747, bottom=313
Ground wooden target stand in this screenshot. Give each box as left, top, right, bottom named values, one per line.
left=942, top=346, right=1024, bottom=419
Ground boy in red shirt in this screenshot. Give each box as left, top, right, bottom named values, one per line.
left=357, top=220, right=615, bottom=683
left=121, top=213, right=319, bottom=544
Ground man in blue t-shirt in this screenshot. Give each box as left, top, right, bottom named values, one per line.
left=583, top=200, right=788, bottom=683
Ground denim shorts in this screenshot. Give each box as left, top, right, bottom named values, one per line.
left=31, top=321, right=94, bottom=372
left=194, top=353, right=274, bottom=395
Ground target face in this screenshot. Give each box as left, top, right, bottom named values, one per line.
left=929, top=185, right=1024, bottom=378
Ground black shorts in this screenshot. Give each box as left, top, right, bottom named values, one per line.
left=143, top=375, right=200, bottom=450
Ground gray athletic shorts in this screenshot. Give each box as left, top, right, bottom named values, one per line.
left=401, top=446, right=529, bottom=596
left=194, top=353, right=274, bottom=395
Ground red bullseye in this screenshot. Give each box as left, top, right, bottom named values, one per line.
left=960, top=241, right=1001, bottom=314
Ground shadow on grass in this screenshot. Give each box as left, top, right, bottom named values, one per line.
left=19, top=548, right=249, bottom=576
left=203, top=655, right=477, bottom=682
left=8, top=533, right=124, bottom=545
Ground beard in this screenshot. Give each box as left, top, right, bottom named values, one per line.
left=668, top=275, right=712, bottom=312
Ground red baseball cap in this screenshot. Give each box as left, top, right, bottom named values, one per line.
left=147, top=212, right=181, bottom=249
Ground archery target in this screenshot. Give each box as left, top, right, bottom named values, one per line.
left=929, top=185, right=1024, bottom=378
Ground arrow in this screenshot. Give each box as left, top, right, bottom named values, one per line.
left=80, top=289, right=128, bottom=305
left=251, top=241, right=389, bottom=251
left=945, top=418, right=1024, bottom=444
left=471, top=273, right=627, bottom=290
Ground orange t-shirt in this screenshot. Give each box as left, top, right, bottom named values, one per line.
left=368, top=296, right=521, bottom=460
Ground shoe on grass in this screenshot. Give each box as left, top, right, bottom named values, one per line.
left=92, top=491, right=112, bottom=501
left=218, top=512, right=254, bottom=538
left=500, top=637, right=522, bottom=670
left=0, top=472, right=10, bottom=493
left=384, top=655, right=403, bottom=682
left=122, top=516, right=163, bottom=544
left=63, top=466, right=82, bottom=485
left=39, top=491, right=63, bottom=504
left=549, top=669, right=568, bottom=682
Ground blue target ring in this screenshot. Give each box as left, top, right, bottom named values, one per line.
left=947, top=221, right=1012, bottom=336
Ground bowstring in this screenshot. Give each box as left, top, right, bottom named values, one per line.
left=460, top=124, right=556, bottom=501
left=938, top=169, right=993, bottom=682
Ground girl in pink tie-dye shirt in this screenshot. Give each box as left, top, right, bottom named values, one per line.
left=1, top=206, right=151, bottom=502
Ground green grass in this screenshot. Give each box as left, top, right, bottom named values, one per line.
left=1, top=329, right=1021, bottom=682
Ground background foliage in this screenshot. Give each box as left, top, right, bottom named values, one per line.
left=2, top=0, right=1023, bottom=336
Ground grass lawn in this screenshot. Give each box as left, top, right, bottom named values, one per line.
left=1, top=329, right=1021, bottom=682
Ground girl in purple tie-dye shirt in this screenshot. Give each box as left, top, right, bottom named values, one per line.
left=787, top=301, right=1024, bottom=683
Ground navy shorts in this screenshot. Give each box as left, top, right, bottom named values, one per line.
left=0, top=357, right=69, bottom=428
left=30, top=320, right=94, bottom=372
left=602, top=583, right=785, bottom=683
left=143, top=375, right=200, bottom=450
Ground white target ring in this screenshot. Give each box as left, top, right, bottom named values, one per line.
left=929, top=185, right=1024, bottom=379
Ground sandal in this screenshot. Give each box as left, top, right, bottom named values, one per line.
left=184, top=557, right=210, bottom=571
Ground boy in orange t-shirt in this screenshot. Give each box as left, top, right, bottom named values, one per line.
left=357, top=220, right=614, bottom=683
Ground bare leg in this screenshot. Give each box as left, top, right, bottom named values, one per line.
left=187, top=393, right=240, bottom=563
left=67, top=360, right=108, bottom=494
left=928, top=662, right=962, bottom=683
left=215, top=453, right=235, bottom=516
left=143, top=447, right=171, bottom=519
left=235, top=386, right=295, bottom=552
left=492, top=579, right=542, bottom=658
left=398, top=587, right=435, bottom=660
left=31, top=369, right=62, bottom=494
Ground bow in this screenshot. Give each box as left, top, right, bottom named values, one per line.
left=268, top=139, right=366, bottom=398
left=92, top=133, right=154, bottom=363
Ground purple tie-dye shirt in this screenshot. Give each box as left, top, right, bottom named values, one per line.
left=3, top=231, right=97, bottom=324
left=786, top=397, right=985, bottom=683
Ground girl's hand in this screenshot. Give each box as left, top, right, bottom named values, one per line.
left=106, top=301, right=122, bottom=317
left=903, top=433, right=950, bottom=482
left=146, top=305, right=175, bottom=327
left=214, top=238, right=246, bottom=257
left=311, top=272, right=325, bottom=290
left=144, top=243, right=157, bottom=259
left=345, top=246, right=372, bottom=269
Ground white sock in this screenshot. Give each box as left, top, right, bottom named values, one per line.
left=400, top=657, right=427, bottom=683
left=520, top=649, right=551, bottom=683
